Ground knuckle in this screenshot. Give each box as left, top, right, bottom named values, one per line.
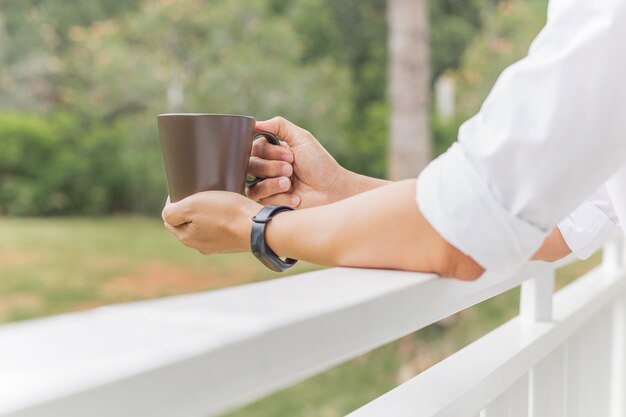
left=247, top=186, right=261, bottom=200
left=249, top=181, right=274, bottom=201
left=248, top=156, right=260, bottom=170
left=252, top=140, right=265, bottom=154
left=161, top=208, right=171, bottom=223
left=258, top=195, right=277, bottom=206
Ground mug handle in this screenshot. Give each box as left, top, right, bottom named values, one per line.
left=246, top=129, right=284, bottom=188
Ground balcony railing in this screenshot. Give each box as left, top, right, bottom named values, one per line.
left=1, top=236, right=625, bottom=417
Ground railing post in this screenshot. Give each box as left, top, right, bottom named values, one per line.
left=520, top=269, right=555, bottom=323
left=611, top=295, right=626, bottom=417
left=520, top=268, right=555, bottom=417
left=604, top=237, right=626, bottom=417
left=603, top=237, right=624, bottom=278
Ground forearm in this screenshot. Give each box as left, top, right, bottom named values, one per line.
left=266, top=179, right=483, bottom=279
left=332, top=168, right=390, bottom=202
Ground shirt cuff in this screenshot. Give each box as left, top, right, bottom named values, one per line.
left=416, top=143, right=547, bottom=272
left=557, top=204, right=617, bottom=260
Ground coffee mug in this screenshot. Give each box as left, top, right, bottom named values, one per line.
left=157, top=113, right=282, bottom=202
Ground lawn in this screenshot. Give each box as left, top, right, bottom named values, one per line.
left=0, top=217, right=602, bottom=416
left=0, top=216, right=320, bottom=323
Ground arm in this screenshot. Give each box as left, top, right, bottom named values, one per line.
left=417, top=0, right=626, bottom=271
left=161, top=180, right=484, bottom=280
left=266, top=179, right=482, bottom=278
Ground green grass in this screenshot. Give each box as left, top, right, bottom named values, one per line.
left=0, top=216, right=320, bottom=323
left=0, top=217, right=602, bottom=416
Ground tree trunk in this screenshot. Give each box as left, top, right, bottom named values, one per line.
left=388, top=0, right=432, bottom=383
left=387, top=0, right=432, bottom=179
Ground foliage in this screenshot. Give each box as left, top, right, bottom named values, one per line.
left=431, top=0, right=548, bottom=154
left=429, top=0, right=502, bottom=81
left=0, top=0, right=543, bottom=214
left=284, top=0, right=388, bottom=176
left=0, top=0, right=351, bottom=215
left=284, top=0, right=505, bottom=177
left=455, top=0, right=548, bottom=118
left=0, top=0, right=141, bottom=112
left=0, top=112, right=133, bottom=215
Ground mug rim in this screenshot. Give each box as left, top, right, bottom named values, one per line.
left=158, top=113, right=254, bottom=120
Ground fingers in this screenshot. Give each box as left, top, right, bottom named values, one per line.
left=161, top=197, right=192, bottom=227
left=247, top=176, right=292, bottom=201
left=248, top=156, right=292, bottom=179
left=255, top=116, right=313, bottom=147
left=260, top=193, right=301, bottom=208
left=252, top=136, right=293, bottom=162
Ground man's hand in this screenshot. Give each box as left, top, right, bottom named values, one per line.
left=248, top=117, right=387, bottom=208
left=531, top=227, right=572, bottom=262
left=162, top=192, right=261, bottom=255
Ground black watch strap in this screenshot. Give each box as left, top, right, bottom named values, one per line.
left=251, top=205, right=298, bottom=272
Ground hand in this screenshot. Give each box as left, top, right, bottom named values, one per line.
left=531, top=227, right=572, bottom=262
left=247, top=117, right=352, bottom=208
left=162, top=192, right=261, bottom=255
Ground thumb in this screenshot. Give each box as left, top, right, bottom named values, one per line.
left=255, top=116, right=311, bottom=147
left=162, top=196, right=192, bottom=227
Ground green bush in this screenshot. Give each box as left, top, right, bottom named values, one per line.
left=0, top=112, right=142, bottom=215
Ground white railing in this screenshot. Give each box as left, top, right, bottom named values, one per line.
left=1, top=237, right=625, bottom=417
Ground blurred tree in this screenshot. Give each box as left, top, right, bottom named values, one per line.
left=287, top=0, right=389, bottom=177
left=286, top=0, right=503, bottom=178
left=455, top=0, right=548, bottom=117
left=0, top=0, right=141, bottom=112
left=0, top=0, right=524, bottom=215
left=431, top=0, right=548, bottom=156
left=429, top=0, right=502, bottom=81
left=387, top=0, right=431, bottom=179
left=53, top=0, right=350, bottom=213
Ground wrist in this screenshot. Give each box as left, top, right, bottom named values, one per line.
left=330, top=168, right=358, bottom=202
left=250, top=205, right=298, bottom=271
left=236, top=201, right=262, bottom=252
left=438, top=241, right=485, bottom=280
left=331, top=168, right=389, bottom=202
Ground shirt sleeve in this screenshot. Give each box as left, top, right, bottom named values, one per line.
left=557, top=185, right=619, bottom=260
left=416, top=0, right=626, bottom=271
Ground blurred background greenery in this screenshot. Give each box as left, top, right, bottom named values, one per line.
left=0, top=0, right=548, bottom=215
left=0, top=0, right=577, bottom=416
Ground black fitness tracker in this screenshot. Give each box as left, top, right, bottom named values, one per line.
left=251, top=205, right=298, bottom=272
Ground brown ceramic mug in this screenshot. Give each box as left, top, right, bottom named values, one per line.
left=157, top=113, right=282, bottom=202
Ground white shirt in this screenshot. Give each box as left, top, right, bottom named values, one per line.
left=557, top=185, right=618, bottom=260
left=416, top=0, right=626, bottom=271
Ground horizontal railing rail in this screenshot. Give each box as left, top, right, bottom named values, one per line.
left=0, top=238, right=623, bottom=417
left=350, top=253, right=626, bottom=416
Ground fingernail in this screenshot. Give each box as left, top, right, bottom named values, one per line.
left=291, top=195, right=300, bottom=206
left=279, top=177, right=290, bottom=190
left=281, top=164, right=292, bottom=176
left=282, top=152, right=294, bottom=163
